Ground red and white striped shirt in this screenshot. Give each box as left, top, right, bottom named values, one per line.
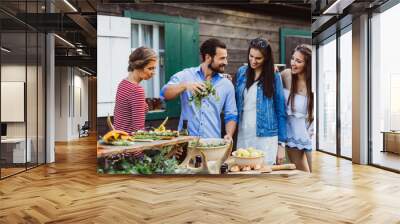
left=113, top=79, right=148, bottom=134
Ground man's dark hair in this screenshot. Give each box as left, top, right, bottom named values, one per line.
left=200, top=38, right=226, bottom=62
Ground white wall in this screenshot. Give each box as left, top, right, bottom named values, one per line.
left=55, top=67, right=69, bottom=141
left=1, top=65, right=37, bottom=138
left=1, top=64, right=46, bottom=164
left=72, top=72, right=89, bottom=138
left=1, top=65, right=26, bottom=140
left=54, top=67, right=89, bottom=141
left=97, top=15, right=131, bottom=117
left=1, top=65, right=26, bottom=130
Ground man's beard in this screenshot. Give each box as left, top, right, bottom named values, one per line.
left=208, top=58, right=225, bottom=74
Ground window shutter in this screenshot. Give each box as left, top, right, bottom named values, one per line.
left=123, top=10, right=199, bottom=120
left=164, top=21, right=199, bottom=118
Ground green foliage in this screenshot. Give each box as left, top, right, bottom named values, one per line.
left=189, top=80, right=220, bottom=109
left=111, top=140, right=135, bottom=146
left=98, top=139, right=134, bottom=146
left=189, top=141, right=226, bottom=148
left=97, top=146, right=178, bottom=175
left=134, top=130, right=179, bottom=137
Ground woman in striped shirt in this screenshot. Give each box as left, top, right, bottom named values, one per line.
left=114, top=47, right=157, bottom=138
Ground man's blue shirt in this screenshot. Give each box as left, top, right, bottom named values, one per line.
left=160, top=66, right=238, bottom=138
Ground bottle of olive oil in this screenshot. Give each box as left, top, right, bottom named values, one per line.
left=180, top=120, right=189, bottom=136
left=195, top=155, right=202, bottom=168
left=220, top=163, right=228, bottom=174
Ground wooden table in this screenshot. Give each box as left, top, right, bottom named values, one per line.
left=227, top=169, right=302, bottom=176
left=224, top=157, right=299, bottom=175
left=381, top=131, right=400, bottom=154
left=97, top=136, right=197, bottom=157
left=1, top=138, right=32, bottom=163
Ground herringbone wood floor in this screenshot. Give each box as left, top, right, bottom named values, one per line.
left=1, top=136, right=400, bottom=223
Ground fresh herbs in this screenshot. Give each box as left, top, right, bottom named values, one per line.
left=110, top=139, right=135, bottom=146
left=130, top=130, right=180, bottom=141
left=134, top=130, right=179, bottom=137
left=189, top=140, right=226, bottom=148
left=134, top=147, right=179, bottom=174
left=189, top=80, right=220, bottom=109
left=97, top=146, right=179, bottom=175
left=97, top=153, right=139, bottom=174
left=99, top=138, right=135, bottom=146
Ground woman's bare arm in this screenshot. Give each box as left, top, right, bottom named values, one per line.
left=281, top=68, right=292, bottom=90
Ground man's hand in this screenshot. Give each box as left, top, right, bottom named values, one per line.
left=224, top=121, right=236, bottom=145
left=223, top=134, right=233, bottom=144
left=184, top=82, right=206, bottom=95
left=276, top=145, right=286, bottom=165
left=173, top=147, right=184, bottom=159
left=163, top=82, right=206, bottom=100
left=166, top=146, right=184, bottom=159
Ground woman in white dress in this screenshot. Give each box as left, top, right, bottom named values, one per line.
left=235, top=38, right=287, bottom=165
left=281, top=44, right=314, bottom=172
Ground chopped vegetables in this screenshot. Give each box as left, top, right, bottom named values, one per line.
left=132, top=130, right=179, bottom=140
left=101, top=130, right=135, bottom=146
left=189, top=140, right=226, bottom=148
left=134, top=130, right=179, bottom=137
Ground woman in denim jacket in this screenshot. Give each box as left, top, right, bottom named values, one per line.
left=235, top=38, right=287, bottom=165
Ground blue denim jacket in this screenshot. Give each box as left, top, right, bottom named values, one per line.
left=235, top=65, right=287, bottom=142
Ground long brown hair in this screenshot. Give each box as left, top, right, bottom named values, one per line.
left=245, top=38, right=275, bottom=98
left=288, top=44, right=314, bottom=124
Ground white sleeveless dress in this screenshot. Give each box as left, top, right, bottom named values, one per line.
left=283, top=88, right=313, bottom=151
left=237, top=82, right=278, bottom=165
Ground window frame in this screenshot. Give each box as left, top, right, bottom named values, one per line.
left=124, top=10, right=199, bottom=121
left=338, top=25, right=353, bottom=159
left=369, top=1, right=400, bottom=172
left=130, top=19, right=163, bottom=103
left=315, top=22, right=353, bottom=161
left=279, top=28, right=311, bottom=64
left=316, top=34, right=338, bottom=156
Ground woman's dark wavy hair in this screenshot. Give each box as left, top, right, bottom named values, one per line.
left=245, top=38, right=275, bottom=98
left=287, top=44, right=314, bottom=124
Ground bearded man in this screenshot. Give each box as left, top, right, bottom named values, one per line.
left=160, top=38, right=237, bottom=142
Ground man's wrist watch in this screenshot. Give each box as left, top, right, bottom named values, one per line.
left=278, top=142, right=285, bottom=147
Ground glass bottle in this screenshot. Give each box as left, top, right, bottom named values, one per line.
left=195, top=155, right=202, bottom=168
left=220, top=163, right=228, bottom=174
left=180, top=120, right=189, bottom=136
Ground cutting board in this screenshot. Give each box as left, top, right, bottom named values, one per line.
left=227, top=163, right=298, bottom=175
left=97, top=136, right=196, bottom=157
